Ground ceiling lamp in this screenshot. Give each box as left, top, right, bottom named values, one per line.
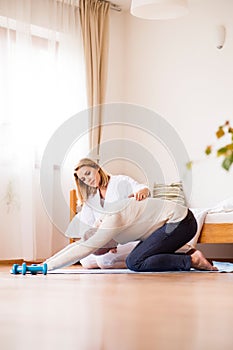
left=130, top=0, right=189, bottom=20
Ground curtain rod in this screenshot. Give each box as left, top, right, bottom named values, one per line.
left=108, top=2, right=122, bottom=12
left=59, top=1, right=122, bottom=12
left=92, top=1, right=122, bottom=12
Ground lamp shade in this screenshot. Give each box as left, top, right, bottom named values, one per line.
left=130, top=0, right=189, bottom=20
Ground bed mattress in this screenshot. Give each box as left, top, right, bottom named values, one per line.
left=205, top=212, right=233, bottom=224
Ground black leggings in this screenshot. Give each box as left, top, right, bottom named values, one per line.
left=126, top=209, right=197, bottom=272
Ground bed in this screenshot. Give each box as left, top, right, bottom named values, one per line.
left=198, top=212, right=233, bottom=243
left=69, top=189, right=233, bottom=244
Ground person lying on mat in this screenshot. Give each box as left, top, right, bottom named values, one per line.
left=44, top=196, right=218, bottom=272
left=65, top=158, right=150, bottom=269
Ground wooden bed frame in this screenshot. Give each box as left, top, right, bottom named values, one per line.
left=69, top=189, right=233, bottom=244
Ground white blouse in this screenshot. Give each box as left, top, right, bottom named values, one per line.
left=65, top=174, right=149, bottom=239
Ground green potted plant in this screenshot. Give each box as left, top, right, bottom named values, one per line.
left=187, top=120, right=233, bottom=171
left=205, top=121, right=233, bottom=171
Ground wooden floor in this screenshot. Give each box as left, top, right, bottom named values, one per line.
left=1, top=265, right=233, bottom=350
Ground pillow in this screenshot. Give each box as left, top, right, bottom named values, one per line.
left=152, top=181, right=186, bottom=206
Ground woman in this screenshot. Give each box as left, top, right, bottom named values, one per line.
left=44, top=195, right=217, bottom=272
left=65, top=158, right=150, bottom=269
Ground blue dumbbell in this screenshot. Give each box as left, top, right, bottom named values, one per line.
left=11, top=263, right=27, bottom=275
left=11, top=263, right=48, bottom=275
left=27, top=263, right=47, bottom=275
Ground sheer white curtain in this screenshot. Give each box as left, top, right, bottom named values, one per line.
left=0, top=0, right=87, bottom=260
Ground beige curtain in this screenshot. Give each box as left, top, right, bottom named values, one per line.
left=79, top=0, right=110, bottom=161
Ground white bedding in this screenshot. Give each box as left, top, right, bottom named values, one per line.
left=205, top=212, right=233, bottom=223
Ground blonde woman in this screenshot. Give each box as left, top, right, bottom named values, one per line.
left=65, top=158, right=150, bottom=269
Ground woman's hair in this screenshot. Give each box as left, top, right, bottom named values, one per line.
left=74, top=158, right=109, bottom=205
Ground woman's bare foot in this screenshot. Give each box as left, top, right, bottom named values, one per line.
left=190, top=250, right=218, bottom=271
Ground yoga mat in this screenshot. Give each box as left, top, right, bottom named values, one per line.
left=212, top=261, right=233, bottom=272
left=48, top=261, right=233, bottom=274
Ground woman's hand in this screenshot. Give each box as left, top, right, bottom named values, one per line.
left=83, top=228, right=97, bottom=241
left=128, top=188, right=150, bottom=201
left=93, top=247, right=117, bottom=256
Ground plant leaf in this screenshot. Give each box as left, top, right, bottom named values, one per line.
left=216, top=127, right=225, bottom=138
left=217, top=146, right=227, bottom=156
left=186, top=161, right=193, bottom=170
left=222, top=155, right=233, bottom=171
left=205, top=146, right=212, bottom=155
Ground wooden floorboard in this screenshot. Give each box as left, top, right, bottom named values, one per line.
left=1, top=265, right=233, bottom=350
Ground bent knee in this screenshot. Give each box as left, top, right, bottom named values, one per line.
left=97, top=253, right=128, bottom=269
left=126, top=255, right=140, bottom=272
left=80, top=256, right=98, bottom=269
left=80, top=261, right=94, bottom=269
left=96, top=255, right=116, bottom=269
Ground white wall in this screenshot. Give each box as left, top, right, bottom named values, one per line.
left=106, top=0, right=233, bottom=208
left=105, top=0, right=233, bottom=258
